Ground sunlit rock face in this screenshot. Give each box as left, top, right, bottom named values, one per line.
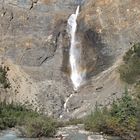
left=0, top=0, right=140, bottom=118
left=79, top=0, right=140, bottom=55
left=66, top=0, right=140, bottom=117
left=0, top=0, right=76, bottom=118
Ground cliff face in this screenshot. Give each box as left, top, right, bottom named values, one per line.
left=0, top=0, right=140, bottom=118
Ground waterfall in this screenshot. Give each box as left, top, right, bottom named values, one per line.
left=67, top=6, right=85, bottom=90
left=64, top=93, right=74, bottom=112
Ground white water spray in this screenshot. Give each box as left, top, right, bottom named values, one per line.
left=67, top=6, right=85, bottom=90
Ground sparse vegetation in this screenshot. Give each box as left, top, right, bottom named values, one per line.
left=119, top=43, right=140, bottom=84
left=84, top=44, right=140, bottom=139
left=84, top=90, right=139, bottom=139
left=57, top=118, right=84, bottom=127
left=0, top=102, right=57, bottom=138
left=0, top=66, right=57, bottom=138
left=25, top=116, right=56, bottom=137
left=0, top=44, right=139, bottom=139
left=0, top=66, right=10, bottom=89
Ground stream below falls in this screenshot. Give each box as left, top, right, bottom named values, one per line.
left=0, top=126, right=122, bottom=140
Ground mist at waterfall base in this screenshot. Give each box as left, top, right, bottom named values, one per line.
left=67, top=6, right=86, bottom=90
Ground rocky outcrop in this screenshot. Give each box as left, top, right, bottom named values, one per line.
left=0, top=0, right=140, bottom=118
left=0, top=0, right=75, bottom=118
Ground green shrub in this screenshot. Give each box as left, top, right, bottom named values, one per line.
left=119, top=43, right=140, bottom=84
left=110, top=90, right=137, bottom=122
left=135, top=84, right=140, bottom=139
left=84, top=105, right=108, bottom=132
left=0, top=102, right=57, bottom=137
left=84, top=90, right=139, bottom=139
left=63, top=118, right=84, bottom=126
left=24, top=117, right=56, bottom=138
left=0, top=66, right=10, bottom=88
left=0, top=118, right=5, bottom=129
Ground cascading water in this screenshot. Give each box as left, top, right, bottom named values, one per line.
left=67, top=6, right=86, bottom=90
left=64, top=93, right=74, bottom=112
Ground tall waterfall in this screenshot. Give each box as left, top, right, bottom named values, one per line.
left=67, top=6, right=85, bottom=90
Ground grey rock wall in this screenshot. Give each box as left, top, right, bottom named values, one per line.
left=0, top=0, right=139, bottom=118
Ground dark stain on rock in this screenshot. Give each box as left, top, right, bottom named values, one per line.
left=81, top=29, right=113, bottom=79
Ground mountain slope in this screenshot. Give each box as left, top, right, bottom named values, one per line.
left=0, top=0, right=139, bottom=118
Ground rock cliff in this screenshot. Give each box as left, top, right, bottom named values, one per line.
left=0, top=0, right=140, bottom=118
